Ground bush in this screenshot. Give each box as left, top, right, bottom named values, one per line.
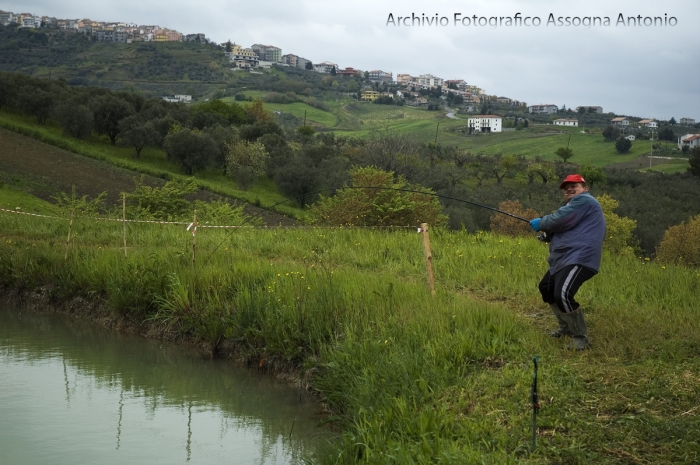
left=490, top=200, right=539, bottom=237
left=309, top=166, right=447, bottom=227
left=598, top=194, right=638, bottom=256
left=655, top=215, right=700, bottom=267
left=615, top=137, right=632, bottom=154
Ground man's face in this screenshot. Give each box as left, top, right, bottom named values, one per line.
left=562, top=182, right=588, bottom=201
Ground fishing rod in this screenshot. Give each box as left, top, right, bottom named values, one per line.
left=202, top=186, right=533, bottom=265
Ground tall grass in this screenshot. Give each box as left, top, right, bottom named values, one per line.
left=2, top=208, right=699, bottom=463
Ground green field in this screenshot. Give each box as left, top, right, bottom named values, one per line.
left=226, top=95, right=684, bottom=168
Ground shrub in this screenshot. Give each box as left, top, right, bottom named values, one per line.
left=598, top=194, right=638, bottom=255
left=615, top=137, right=632, bottom=154
left=309, top=166, right=447, bottom=227
left=489, top=200, right=539, bottom=237
left=655, top=215, right=700, bottom=267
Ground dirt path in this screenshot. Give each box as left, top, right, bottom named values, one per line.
left=0, top=127, right=295, bottom=226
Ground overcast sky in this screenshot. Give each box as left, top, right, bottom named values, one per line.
left=4, top=0, right=699, bottom=120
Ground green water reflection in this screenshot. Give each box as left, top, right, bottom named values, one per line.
left=0, top=304, right=330, bottom=464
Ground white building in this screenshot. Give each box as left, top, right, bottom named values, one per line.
left=638, top=119, right=658, bottom=129
left=553, top=118, right=579, bottom=127
left=313, top=61, right=338, bottom=74
left=680, top=117, right=696, bottom=126
left=611, top=117, right=630, bottom=127
left=417, top=74, right=444, bottom=88
left=678, top=134, right=700, bottom=150
left=162, top=95, right=192, bottom=103
left=468, top=115, right=502, bottom=133
left=529, top=104, right=558, bottom=114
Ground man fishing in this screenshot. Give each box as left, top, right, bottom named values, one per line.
left=529, top=174, right=606, bottom=350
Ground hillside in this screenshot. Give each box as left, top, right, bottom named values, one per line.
left=0, top=127, right=295, bottom=226
left=0, top=24, right=230, bottom=97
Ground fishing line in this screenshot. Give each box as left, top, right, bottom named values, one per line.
left=201, top=186, right=532, bottom=266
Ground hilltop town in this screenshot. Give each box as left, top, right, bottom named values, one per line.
left=1, top=8, right=698, bottom=147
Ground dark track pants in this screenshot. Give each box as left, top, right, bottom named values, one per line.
left=538, top=264, right=597, bottom=314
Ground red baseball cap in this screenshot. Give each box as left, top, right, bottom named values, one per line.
left=559, top=174, right=586, bottom=189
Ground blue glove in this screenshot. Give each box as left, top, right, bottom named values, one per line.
left=529, top=218, right=541, bottom=232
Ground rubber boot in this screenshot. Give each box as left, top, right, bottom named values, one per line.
left=560, top=307, right=591, bottom=350
left=548, top=303, right=572, bottom=338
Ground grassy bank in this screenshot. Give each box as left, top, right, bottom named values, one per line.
left=2, top=188, right=699, bottom=464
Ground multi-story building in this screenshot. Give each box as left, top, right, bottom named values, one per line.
left=417, top=74, right=443, bottom=88
left=611, top=117, right=629, bottom=127
left=0, top=11, right=15, bottom=25
left=464, top=85, right=483, bottom=95
left=638, top=119, right=658, bottom=129
left=336, top=67, right=359, bottom=77
left=251, top=44, right=282, bottom=62
left=529, top=104, right=558, bottom=114
left=360, top=90, right=380, bottom=102
left=396, top=74, right=412, bottom=86
left=313, top=61, right=338, bottom=74
left=226, top=44, right=259, bottom=69
left=680, top=117, right=696, bottom=126
left=445, top=79, right=468, bottom=91
left=368, top=70, right=393, bottom=83
left=281, top=54, right=310, bottom=70
left=467, top=115, right=502, bottom=133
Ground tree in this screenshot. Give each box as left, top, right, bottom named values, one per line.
left=688, top=146, right=700, bottom=178
left=225, top=40, right=232, bottom=52
left=18, top=86, right=55, bottom=124
left=273, top=151, right=322, bottom=208
left=196, top=99, right=247, bottom=125
left=305, top=61, right=313, bottom=70
left=226, top=140, right=269, bottom=190
left=658, top=127, right=675, bottom=141
left=555, top=147, right=574, bottom=163
left=578, top=164, right=606, bottom=187
left=602, top=125, right=621, bottom=142
left=577, top=106, right=586, bottom=114
left=91, top=95, right=135, bottom=145
left=53, top=101, right=93, bottom=139
left=119, top=114, right=159, bottom=158
left=615, top=137, right=632, bottom=154
left=330, top=66, right=336, bottom=76
left=309, top=166, right=447, bottom=227
left=669, top=117, right=676, bottom=125
left=163, top=129, right=219, bottom=175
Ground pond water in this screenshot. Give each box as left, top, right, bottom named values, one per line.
left=0, top=303, right=331, bottom=464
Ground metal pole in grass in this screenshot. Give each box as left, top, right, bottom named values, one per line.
left=420, top=223, right=436, bottom=296
left=64, top=210, right=75, bottom=261
left=191, top=209, right=197, bottom=266
left=531, top=355, right=540, bottom=452
left=122, top=193, right=127, bottom=257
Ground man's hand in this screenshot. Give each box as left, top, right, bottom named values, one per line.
left=529, top=218, right=541, bottom=232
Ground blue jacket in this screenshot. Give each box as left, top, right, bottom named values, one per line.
left=538, top=192, right=606, bottom=274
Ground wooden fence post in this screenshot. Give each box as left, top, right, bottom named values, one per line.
left=420, top=222, right=436, bottom=296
